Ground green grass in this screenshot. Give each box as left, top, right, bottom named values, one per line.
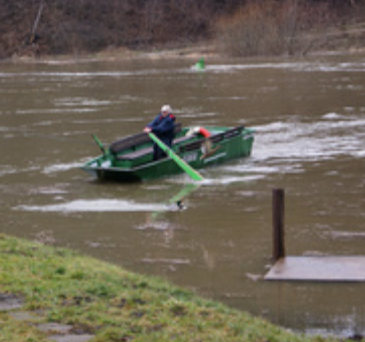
left=0, top=234, right=339, bottom=342
left=0, top=312, right=49, bottom=342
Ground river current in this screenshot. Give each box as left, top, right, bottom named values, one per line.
left=1, top=54, right=364, bottom=337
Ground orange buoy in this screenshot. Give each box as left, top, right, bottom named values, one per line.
left=185, top=126, right=212, bottom=138
left=198, top=127, right=211, bottom=137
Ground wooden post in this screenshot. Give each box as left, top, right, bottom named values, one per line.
left=273, top=188, right=285, bottom=261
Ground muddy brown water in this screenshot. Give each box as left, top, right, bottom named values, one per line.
left=1, top=55, right=365, bottom=338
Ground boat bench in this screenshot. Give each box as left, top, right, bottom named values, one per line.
left=116, top=134, right=191, bottom=161
left=109, top=123, right=182, bottom=156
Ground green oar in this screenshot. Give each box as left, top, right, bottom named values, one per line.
left=151, top=183, right=200, bottom=220
left=91, top=134, right=107, bottom=155
left=148, top=133, right=204, bottom=181
left=167, top=183, right=200, bottom=205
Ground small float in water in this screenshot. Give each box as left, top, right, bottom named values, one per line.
left=192, top=57, right=205, bottom=71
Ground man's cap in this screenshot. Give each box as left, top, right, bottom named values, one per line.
left=161, top=105, right=172, bottom=113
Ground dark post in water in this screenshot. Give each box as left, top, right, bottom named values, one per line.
left=273, top=188, right=285, bottom=260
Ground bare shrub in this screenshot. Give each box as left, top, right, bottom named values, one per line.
left=215, top=0, right=345, bottom=57
left=216, top=0, right=302, bottom=57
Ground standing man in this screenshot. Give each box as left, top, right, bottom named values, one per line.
left=143, top=105, right=176, bottom=160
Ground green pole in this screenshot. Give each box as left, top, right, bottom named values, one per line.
left=148, top=133, right=204, bottom=181
left=91, top=134, right=107, bottom=155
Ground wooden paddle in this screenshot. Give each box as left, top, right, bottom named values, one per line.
left=148, top=133, right=204, bottom=181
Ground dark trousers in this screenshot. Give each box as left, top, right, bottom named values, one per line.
left=152, top=137, right=172, bottom=160
left=153, top=144, right=166, bottom=160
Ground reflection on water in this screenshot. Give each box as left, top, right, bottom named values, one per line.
left=1, top=55, right=365, bottom=337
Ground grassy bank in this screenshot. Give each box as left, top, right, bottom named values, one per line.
left=0, top=234, right=336, bottom=342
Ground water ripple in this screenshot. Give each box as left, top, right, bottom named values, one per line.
left=15, top=199, right=167, bottom=213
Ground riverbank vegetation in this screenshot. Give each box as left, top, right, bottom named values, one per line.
left=1, top=0, right=364, bottom=60
left=216, top=0, right=365, bottom=57
left=0, top=233, right=340, bottom=342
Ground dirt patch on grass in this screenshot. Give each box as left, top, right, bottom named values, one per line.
left=1, top=292, right=94, bottom=342
left=0, top=292, right=24, bottom=311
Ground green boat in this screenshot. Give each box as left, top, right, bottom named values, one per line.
left=81, top=124, right=254, bottom=182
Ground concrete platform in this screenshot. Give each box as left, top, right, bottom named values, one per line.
left=265, top=256, right=365, bottom=282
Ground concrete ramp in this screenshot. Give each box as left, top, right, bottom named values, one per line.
left=265, top=256, right=365, bottom=282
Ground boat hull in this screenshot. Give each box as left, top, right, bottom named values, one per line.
left=81, top=126, right=254, bottom=182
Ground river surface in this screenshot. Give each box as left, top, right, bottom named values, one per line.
left=1, top=54, right=364, bottom=338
